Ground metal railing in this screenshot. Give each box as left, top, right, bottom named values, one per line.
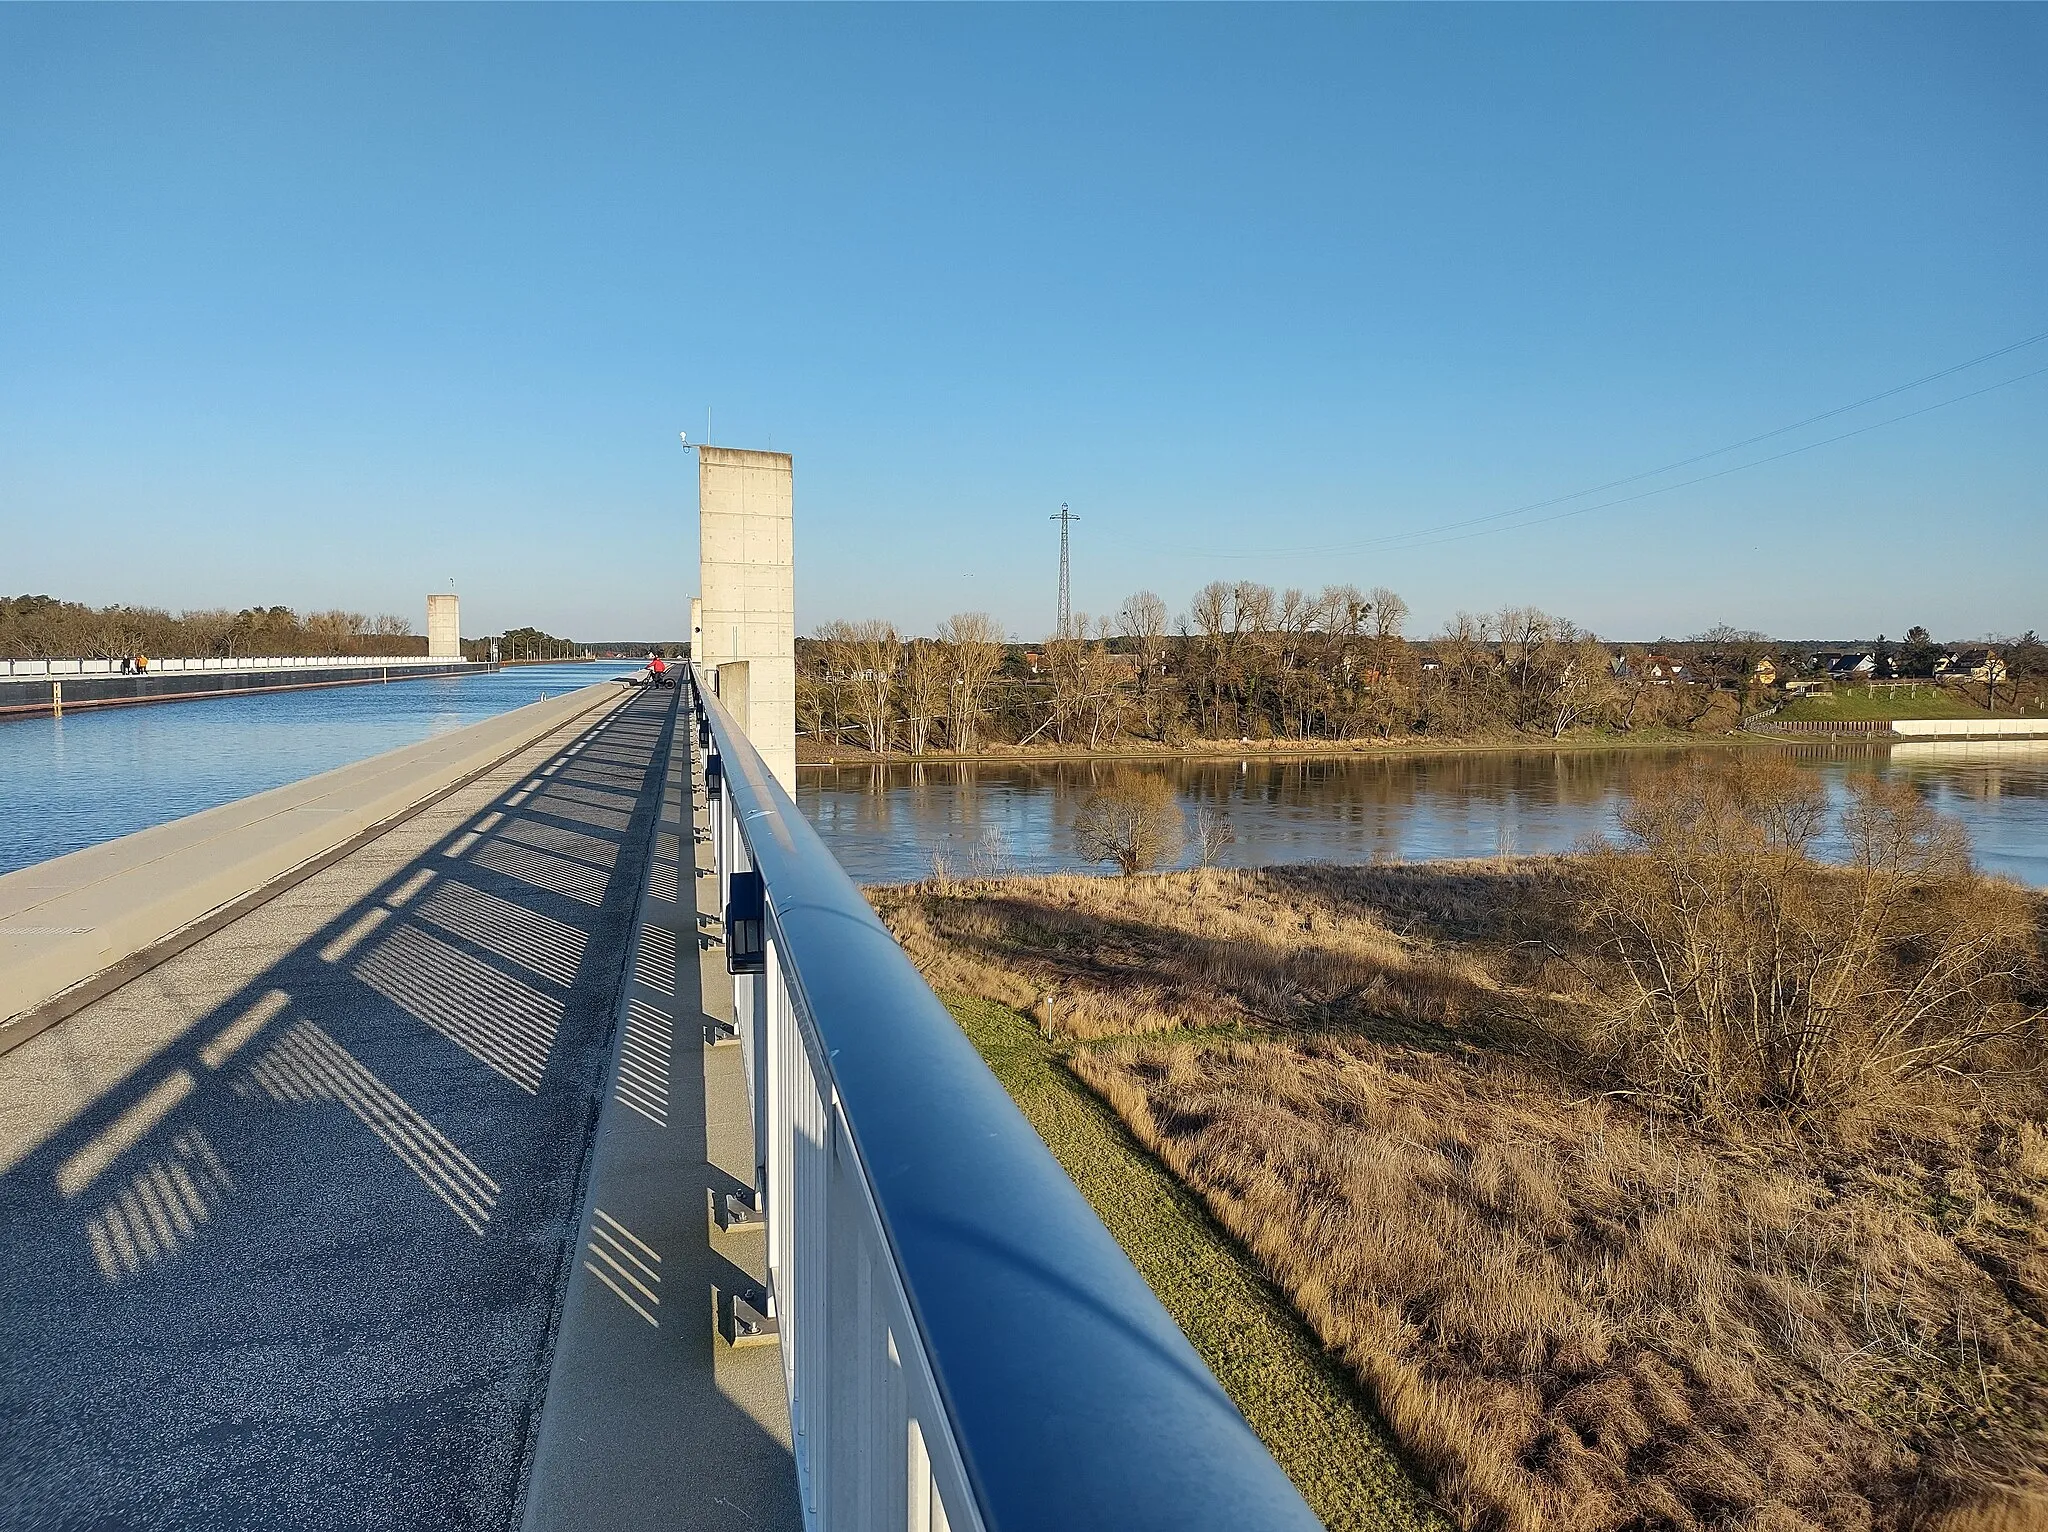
left=690, top=666, right=1319, bottom=1532
left=0, top=654, right=465, bottom=678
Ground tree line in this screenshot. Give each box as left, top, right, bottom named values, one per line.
left=1, top=595, right=423, bottom=660
left=797, top=585, right=2047, bottom=755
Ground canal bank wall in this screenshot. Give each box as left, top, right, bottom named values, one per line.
left=0, top=677, right=638, bottom=1050
left=0, top=659, right=474, bottom=718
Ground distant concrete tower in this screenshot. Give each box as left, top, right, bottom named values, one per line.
left=426, top=593, right=461, bottom=659
left=697, top=447, right=795, bottom=791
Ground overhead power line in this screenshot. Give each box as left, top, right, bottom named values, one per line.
left=1353, top=361, right=2048, bottom=556
left=1181, top=325, right=2048, bottom=559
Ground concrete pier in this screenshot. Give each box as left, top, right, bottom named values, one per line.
left=0, top=684, right=794, bottom=1529
left=696, top=446, right=796, bottom=792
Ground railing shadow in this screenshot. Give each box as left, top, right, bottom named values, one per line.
left=0, top=688, right=797, bottom=1529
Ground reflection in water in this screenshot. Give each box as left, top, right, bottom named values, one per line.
left=798, top=744, right=2048, bottom=889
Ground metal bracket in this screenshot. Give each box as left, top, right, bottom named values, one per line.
left=729, top=1283, right=780, bottom=1348
left=715, top=1189, right=763, bottom=1231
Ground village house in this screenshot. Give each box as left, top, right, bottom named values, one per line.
left=1940, top=648, right=2008, bottom=683
left=1820, top=651, right=1879, bottom=681
left=1613, top=653, right=1690, bottom=684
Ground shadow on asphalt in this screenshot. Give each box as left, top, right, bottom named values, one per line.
left=0, top=688, right=793, bottom=1531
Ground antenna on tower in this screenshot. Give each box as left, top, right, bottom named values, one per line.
left=1050, top=503, right=1080, bottom=639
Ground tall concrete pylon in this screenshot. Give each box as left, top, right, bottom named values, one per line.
left=696, top=447, right=796, bottom=791
left=426, top=593, right=461, bottom=659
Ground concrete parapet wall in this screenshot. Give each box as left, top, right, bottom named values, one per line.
left=1890, top=718, right=2048, bottom=739
left=1, top=655, right=458, bottom=678
left=0, top=680, right=634, bottom=1039
left=0, top=660, right=473, bottom=717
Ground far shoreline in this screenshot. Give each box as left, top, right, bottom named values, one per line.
left=796, top=727, right=1857, bottom=770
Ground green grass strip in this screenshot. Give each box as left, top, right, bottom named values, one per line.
left=1773, top=690, right=2019, bottom=721
left=945, top=991, right=1448, bottom=1532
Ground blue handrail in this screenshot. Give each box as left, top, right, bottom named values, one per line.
left=692, top=667, right=1320, bottom=1532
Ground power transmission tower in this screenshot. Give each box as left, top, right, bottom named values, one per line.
left=1051, top=502, right=1080, bottom=638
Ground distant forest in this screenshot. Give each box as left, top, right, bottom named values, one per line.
left=1, top=595, right=426, bottom=660
left=0, top=596, right=616, bottom=665
left=798, top=584, right=2048, bottom=754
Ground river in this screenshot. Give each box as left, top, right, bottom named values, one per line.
left=0, top=662, right=642, bottom=875
left=7, top=691, right=2045, bottom=888
left=796, top=741, right=2048, bottom=888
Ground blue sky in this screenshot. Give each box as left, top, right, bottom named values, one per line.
left=2, top=5, right=2043, bottom=643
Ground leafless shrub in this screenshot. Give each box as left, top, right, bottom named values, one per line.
left=964, top=824, right=1015, bottom=879
left=1569, top=757, right=2046, bottom=1127
left=1072, top=771, right=1185, bottom=876
left=1192, top=804, right=1237, bottom=867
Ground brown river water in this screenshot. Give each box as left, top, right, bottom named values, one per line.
left=796, top=740, right=2048, bottom=888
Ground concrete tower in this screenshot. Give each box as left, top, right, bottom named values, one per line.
left=426, top=594, right=461, bottom=659
left=697, top=447, right=795, bottom=791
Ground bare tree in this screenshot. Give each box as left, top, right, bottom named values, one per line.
left=818, top=619, right=899, bottom=755
left=1073, top=771, right=1185, bottom=876
left=900, top=637, right=947, bottom=756
left=1367, top=587, right=1409, bottom=642
left=1534, top=626, right=1620, bottom=738
left=1116, top=590, right=1171, bottom=737
left=936, top=612, right=1004, bottom=752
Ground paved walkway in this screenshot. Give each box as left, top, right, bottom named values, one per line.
left=521, top=698, right=800, bottom=1532
left=0, top=688, right=677, bottom=1530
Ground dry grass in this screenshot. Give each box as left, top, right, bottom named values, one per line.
left=873, top=866, right=2048, bottom=1532
left=877, top=863, right=1552, bottom=1045
left=944, top=991, right=1447, bottom=1532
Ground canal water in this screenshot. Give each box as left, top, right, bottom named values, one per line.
left=0, top=662, right=641, bottom=875
left=797, top=741, right=2048, bottom=888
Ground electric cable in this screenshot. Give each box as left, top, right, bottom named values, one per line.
left=1174, top=326, right=2048, bottom=559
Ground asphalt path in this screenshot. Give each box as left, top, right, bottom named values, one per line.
left=0, top=687, right=675, bottom=1530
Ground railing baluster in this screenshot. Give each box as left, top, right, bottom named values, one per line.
left=691, top=667, right=1315, bottom=1532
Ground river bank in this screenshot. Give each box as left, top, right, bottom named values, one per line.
left=797, top=724, right=1787, bottom=769
left=874, top=862, right=2048, bottom=1532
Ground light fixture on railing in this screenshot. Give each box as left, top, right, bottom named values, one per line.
left=725, top=868, right=766, bottom=974
left=698, top=712, right=711, bottom=751
left=706, top=752, right=723, bottom=802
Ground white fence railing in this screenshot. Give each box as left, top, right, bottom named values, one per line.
left=691, top=665, right=1318, bottom=1532
left=0, top=655, right=465, bottom=678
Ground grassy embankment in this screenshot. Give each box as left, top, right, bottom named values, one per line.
left=874, top=866, right=2048, bottom=1532
left=947, top=989, right=1447, bottom=1532
left=1773, top=689, right=2047, bottom=723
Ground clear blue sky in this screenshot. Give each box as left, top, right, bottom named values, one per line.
left=3, top=5, right=2043, bottom=643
